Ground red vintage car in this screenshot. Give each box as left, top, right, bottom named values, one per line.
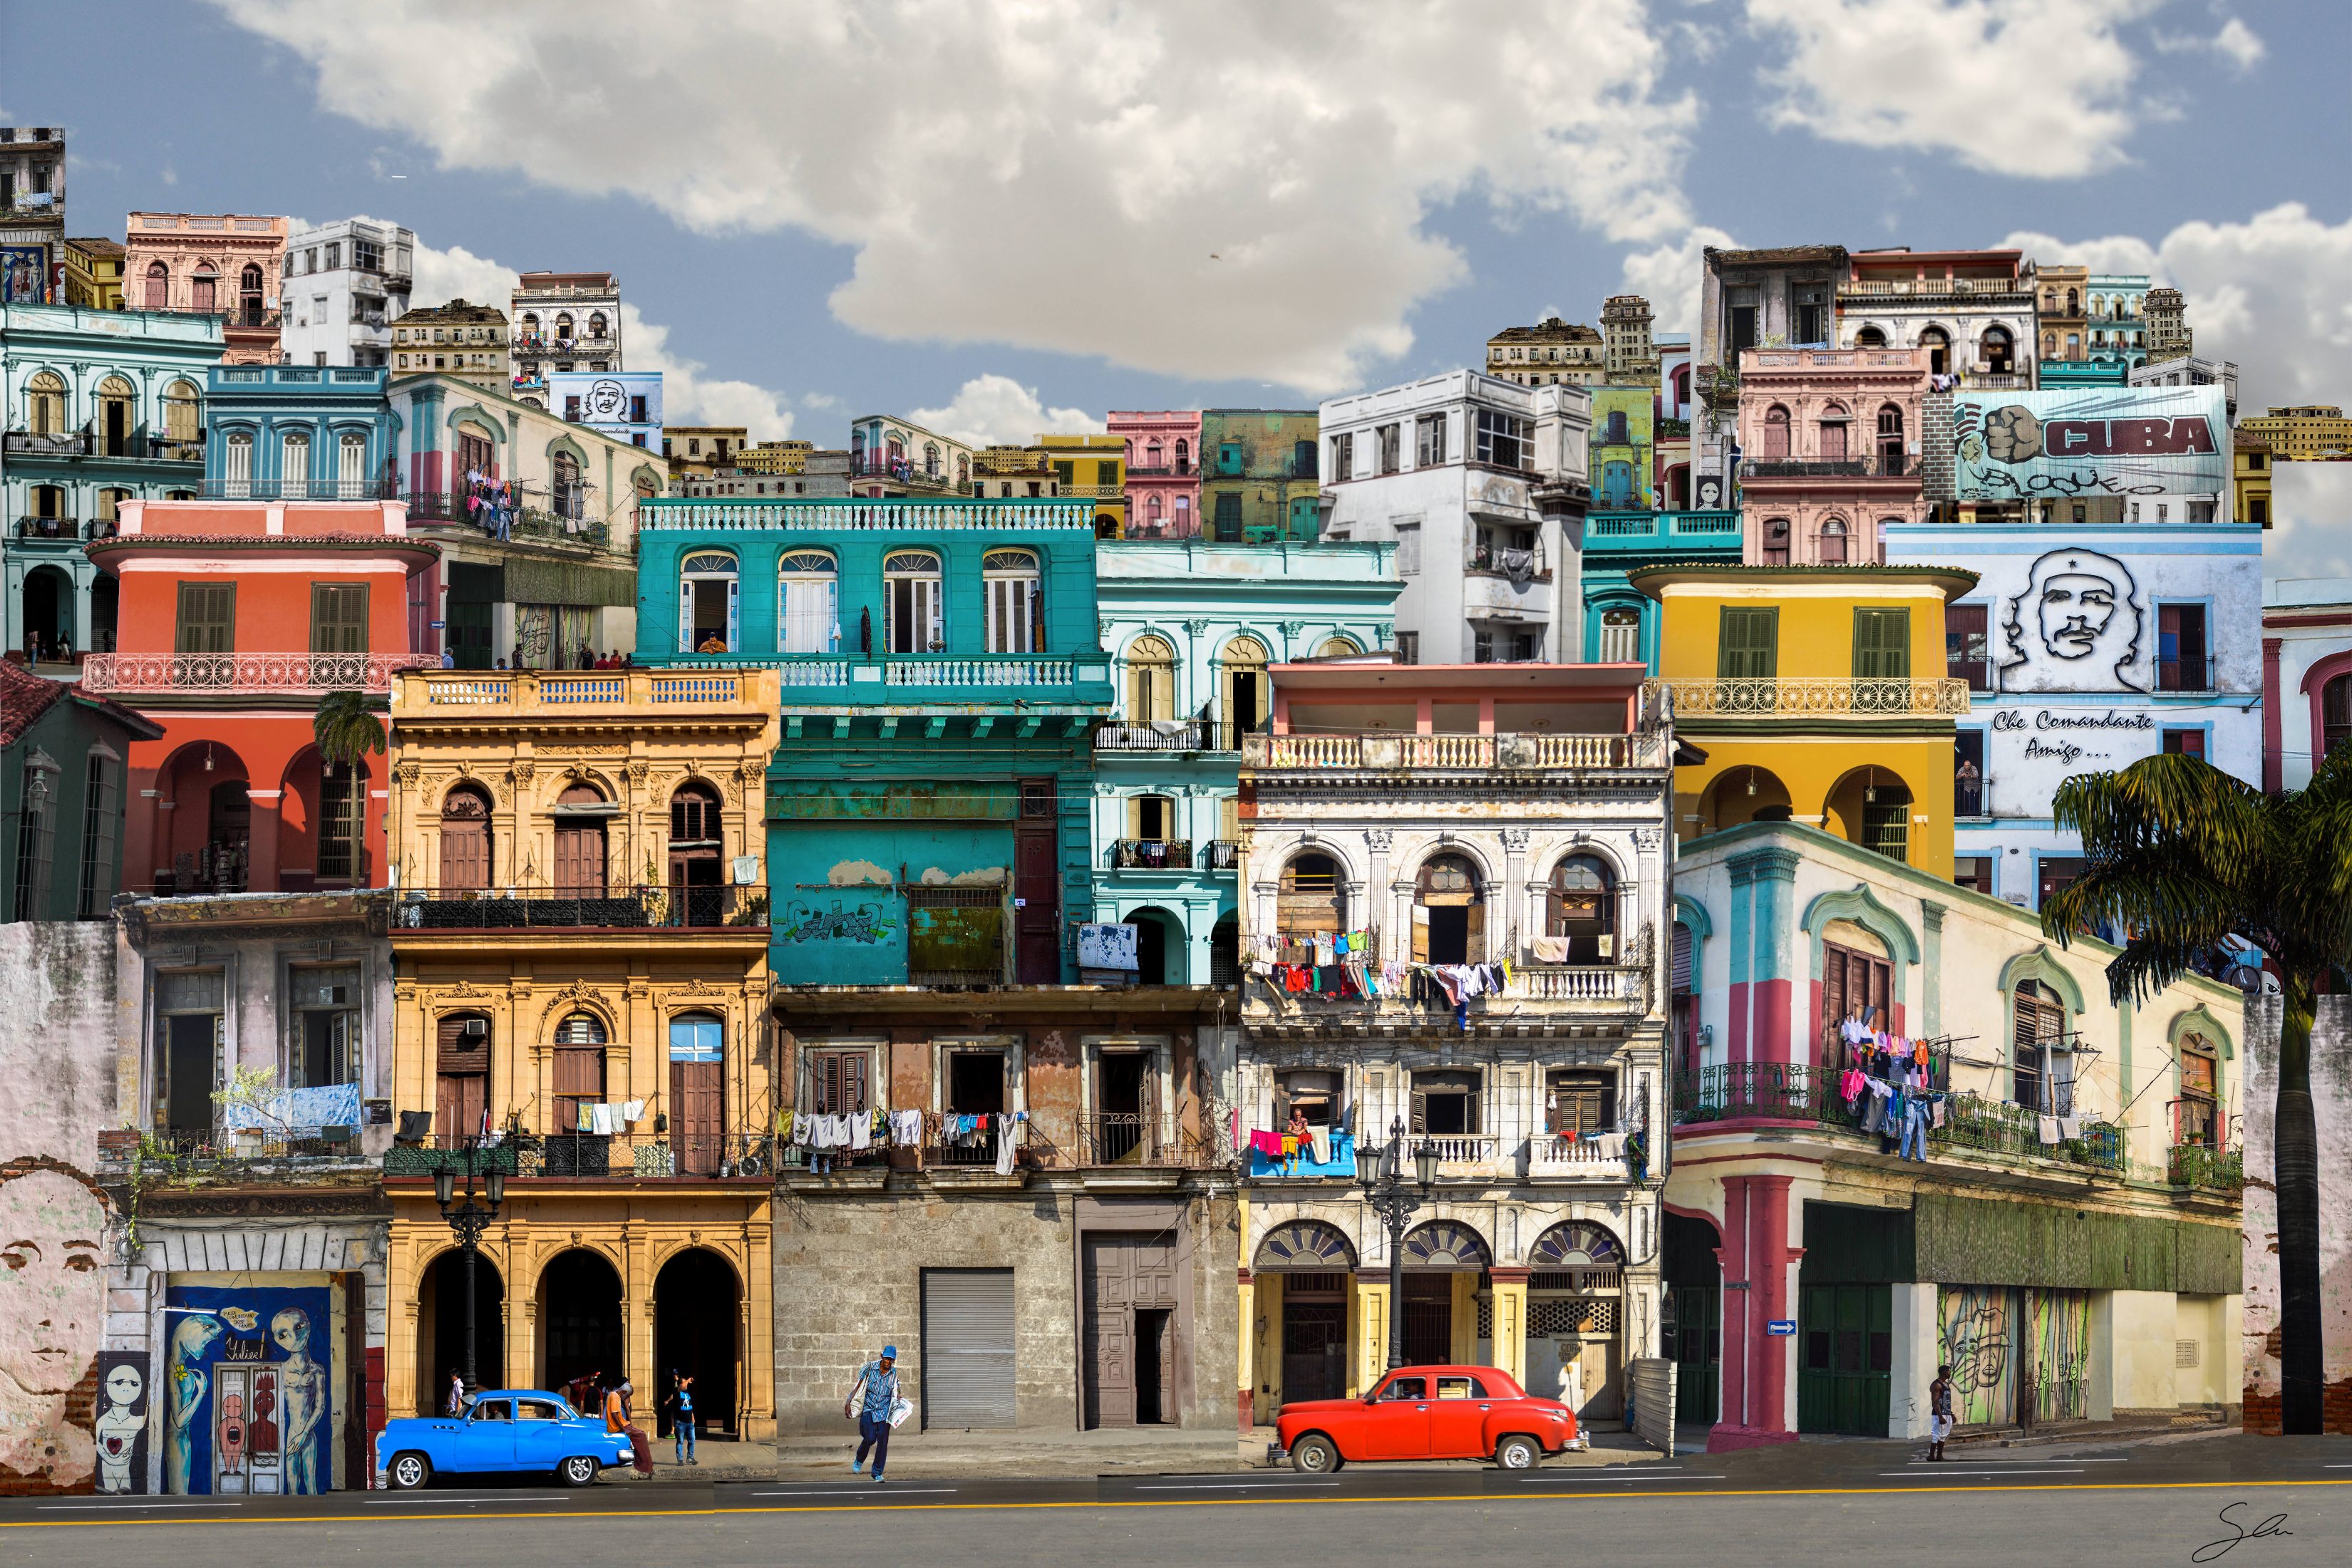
left=1271, top=1365, right=1577, bottom=1472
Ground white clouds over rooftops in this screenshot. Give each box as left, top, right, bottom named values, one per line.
left=213, top=0, right=1696, bottom=394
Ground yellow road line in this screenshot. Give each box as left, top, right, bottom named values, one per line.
left=3, top=1476, right=2347, bottom=1528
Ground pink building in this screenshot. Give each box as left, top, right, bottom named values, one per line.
left=1735, top=346, right=1929, bottom=566
left=1108, top=409, right=1202, bottom=538
left=123, top=212, right=288, bottom=365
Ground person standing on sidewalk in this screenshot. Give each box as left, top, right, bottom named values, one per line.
left=844, top=1346, right=899, bottom=1485
left=666, top=1371, right=697, bottom=1466
left=1927, top=1363, right=1954, bottom=1461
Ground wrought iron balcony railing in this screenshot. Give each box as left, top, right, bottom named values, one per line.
left=81, top=651, right=427, bottom=696
left=1644, top=676, right=1972, bottom=718
left=385, top=1130, right=773, bottom=1179
left=2167, top=1141, right=2242, bottom=1194
left=391, top=884, right=769, bottom=932
left=1670, top=1063, right=2125, bottom=1175
left=1111, top=837, right=1192, bottom=870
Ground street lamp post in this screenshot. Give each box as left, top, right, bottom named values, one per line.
left=1355, top=1118, right=1441, bottom=1371
left=433, top=1138, right=506, bottom=1393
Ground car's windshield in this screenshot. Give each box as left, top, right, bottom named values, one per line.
left=1378, top=1376, right=1427, bottom=1401
left=469, top=1399, right=513, bottom=1421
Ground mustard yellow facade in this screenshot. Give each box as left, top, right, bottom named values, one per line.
left=1634, top=564, right=1976, bottom=880
left=1038, top=431, right=1125, bottom=535
left=381, top=666, right=781, bottom=1438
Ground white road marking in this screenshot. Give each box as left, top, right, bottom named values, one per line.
left=361, top=1495, right=579, bottom=1504
left=1882, top=1468, right=2085, bottom=1477
left=1517, top=1474, right=1727, bottom=1484
left=36, top=1501, right=244, bottom=1510
left=1905, top=1457, right=2125, bottom=1465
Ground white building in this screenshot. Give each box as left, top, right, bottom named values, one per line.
left=278, top=219, right=413, bottom=367
left=509, top=270, right=621, bottom=408
left=1835, top=248, right=2038, bottom=391
left=2263, top=577, right=2352, bottom=793
left=1319, top=371, right=1591, bottom=665
left=1236, top=660, right=1674, bottom=1428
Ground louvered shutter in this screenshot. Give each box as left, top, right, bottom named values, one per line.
left=1671, top=923, right=1693, bottom=995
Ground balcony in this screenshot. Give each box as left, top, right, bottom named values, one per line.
left=2167, top=1142, right=2243, bottom=1195
left=1671, top=1063, right=2125, bottom=1176
left=1530, top=1133, right=1636, bottom=1179
left=14, top=515, right=108, bottom=542
left=1096, top=718, right=1240, bottom=752
left=1079, top=1115, right=1222, bottom=1171
left=98, top=1125, right=378, bottom=1182
left=1062, top=483, right=1125, bottom=500
left=2156, top=655, right=2212, bottom=693
left=386, top=1130, right=772, bottom=1180
left=1743, top=349, right=1926, bottom=373
left=1112, top=838, right=1193, bottom=870
left=1584, top=510, right=1743, bottom=552
left=1513, top=965, right=1647, bottom=1004
left=403, top=489, right=610, bottom=548
left=1244, top=1127, right=1356, bottom=1180
left=1644, top=676, right=1971, bottom=718
left=1244, top=731, right=1667, bottom=772
left=1961, top=371, right=2031, bottom=390
left=391, top=884, right=769, bottom=932
left=638, top=495, right=1097, bottom=532
left=1837, top=277, right=2026, bottom=299
left=1465, top=542, right=1549, bottom=581
left=848, top=454, right=962, bottom=491
left=82, top=651, right=428, bottom=697
left=198, top=476, right=401, bottom=501
left=217, top=306, right=283, bottom=331
left=671, top=650, right=1113, bottom=707
left=401, top=667, right=758, bottom=713
left=1741, top=453, right=1910, bottom=479
left=6, top=426, right=205, bottom=463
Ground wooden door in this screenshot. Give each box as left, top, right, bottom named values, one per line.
left=435, top=1014, right=489, bottom=1140
left=1014, top=780, right=1059, bottom=983
left=670, top=1058, right=723, bottom=1176
left=553, top=821, right=606, bottom=897
left=440, top=796, right=490, bottom=892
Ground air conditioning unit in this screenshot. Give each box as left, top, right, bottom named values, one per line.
left=463, top=1018, right=488, bottom=1038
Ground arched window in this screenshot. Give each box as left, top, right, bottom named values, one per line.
left=1981, top=326, right=2015, bottom=375
left=1222, top=635, right=1269, bottom=735
left=191, top=265, right=217, bottom=314
left=2177, top=1032, right=2221, bottom=1148
left=552, top=1011, right=608, bottom=1135
left=884, top=550, right=944, bottom=654
left=1760, top=404, right=1790, bottom=459
left=1818, top=401, right=1848, bottom=460
left=669, top=782, right=726, bottom=923
left=1277, top=852, right=1346, bottom=940
left=1762, top=517, right=1791, bottom=566
left=440, top=784, right=493, bottom=891
left=1598, top=606, right=1641, bottom=664
left=922, top=442, right=941, bottom=479
left=552, top=449, right=582, bottom=519
left=680, top=551, right=739, bottom=654
left=25, top=370, right=65, bottom=435
left=778, top=550, right=839, bottom=654
left=982, top=547, right=1042, bottom=654
left=1175, top=438, right=1190, bottom=473
left=586, top=311, right=607, bottom=340
left=280, top=429, right=311, bottom=497
left=339, top=431, right=368, bottom=494
left=238, top=263, right=263, bottom=323
left=1125, top=633, right=1176, bottom=722
left=223, top=430, right=255, bottom=497
left=955, top=453, right=969, bottom=487
left=2324, top=674, right=2352, bottom=762
left=96, top=375, right=135, bottom=456
left=521, top=312, right=540, bottom=337
left=1144, top=492, right=1164, bottom=532
left=1919, top=326, right=1950, bottom=376
left=555, top=311, right=574, bottom=341
left=1546, top=855, right=1616, bottom=963
left=1876, top=403, right=1905, bottom=468
left=317, top=756, right=366, bottom=882
left=1146, top=439, right=1164, bottom=469
left=1316, top=634, right=1362, bottom=658
left=2043, top=331, right=2056, bottom=358
left=553, top=783, right=607, bottom=896
left=94, top=488, right=130, bottom=527
left=144, top=260, right=169, bottom=311
left=1818, top=517, right=1849, bottom=564
left=2011, top=977, right=2068, bottom=1113
left=1414, top=852, right=1483, bottom=964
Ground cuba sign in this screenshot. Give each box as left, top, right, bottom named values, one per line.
left=1947, top=385, right=2229, bottom=503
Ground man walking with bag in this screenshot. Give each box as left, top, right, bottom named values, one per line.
left=844, top=1346, right=901, bottom=1485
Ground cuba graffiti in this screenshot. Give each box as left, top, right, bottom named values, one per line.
left=1950, top=386, right=2229, bottom=502
left=0, top=1156, right=110, bottom=1494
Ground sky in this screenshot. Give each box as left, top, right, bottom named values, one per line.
left=4, top=0, right=2348, bottom=574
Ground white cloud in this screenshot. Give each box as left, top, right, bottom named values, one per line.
left=211, top=0, right=1698, bottom=393
left=1619, top=224, right=1738, bottom=334
left=1745, top=0, right=2160, bottom=177
left=908, top=376, right=1103, bottom=449
left=2156, top=15, right=2265, bottom=71
left=407, top=237, right=795, bottom=438
left=2266, top=465, right=2352, bottom=591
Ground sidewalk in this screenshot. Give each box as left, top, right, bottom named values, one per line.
left=633, top=1437, right=781, bottom=1483
left=775, top=1423, right=1247, bottom=1480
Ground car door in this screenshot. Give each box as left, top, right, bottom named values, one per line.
left=511, top=1398, right=574, bottom=1469
left=454, top=1399, right=515, bottom=1470
left=1355, top=1374, right=1432, bottom=1460
left=1427, top=1373, right=1492, bottom=1458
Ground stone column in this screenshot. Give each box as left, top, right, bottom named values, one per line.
left=1489, top=1267, right=1530, bottom=1388
left=1710, top=1172, right=1800, bottom=1451
left=1363, top=830, right=1391, bottom=959
left=1237, top=1265, right=1257, bottom=1431
left=1353, top=1271, right=1391, bottom=1394
left=1499, top=828, right=1528, bottom=959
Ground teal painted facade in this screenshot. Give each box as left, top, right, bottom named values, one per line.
left=202, top=363, right=393, bottom=497
left=2035, top=359, right=2128, bottom=389
left=1, top=302, right=222, bottom=658
left=634, top=496, right=1113, bottom=985
left=1092, top=538, right=1399, bottom=984
left=1579, top=510, right=1744, bottom=669
left=0, top=668, right=161, bottom=921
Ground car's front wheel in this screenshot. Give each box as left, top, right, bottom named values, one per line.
left=388, top=1450, right=432, bottom=1490
left=559, top=1453, right=601, bottom=1487
left=1289, top=1434, right=1342, bottom=1474
left=1494, top=1434, right=1542, bottom=1470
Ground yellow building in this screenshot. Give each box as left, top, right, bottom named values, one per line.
left=381, top=666, right=782, bottom=1437
left=1038, top=431, right=1125, bottom=535
left=2236, top=404, right=2352, bottom=463
left=61, top=237, right=125, bottom=309
left=971, top=443, right=1059, bottom=498
left=1634, top=563, right=1975, bottom=880
left=2235, top=431, right=2274, bottom=527
left=735, top=439, right=811, bottom=475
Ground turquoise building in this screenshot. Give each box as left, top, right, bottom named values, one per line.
left=0, top=658, right=161, bottom=920
left=1, top=302, right=221, bottom=658
left=1577, top=510, right=1744, bottom=669
left=1092, top=539, right=1398, bottom=984
left=201, top=363, right=393, bottom=498
left=634, top=495, right=1113, bottom=984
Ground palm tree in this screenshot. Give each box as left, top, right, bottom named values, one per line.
left=2043, top=748, right=2352, bottom=1434
left=313, top=688, right=387, bottom=772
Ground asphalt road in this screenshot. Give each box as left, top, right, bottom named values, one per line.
left=6, top=1436, right=2348, bottom=1565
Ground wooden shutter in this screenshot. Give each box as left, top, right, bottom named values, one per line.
left=1671, top=923, right=1693, bottom=995
left=440, top=814, right=489, bottom=891
left=1466, top=902, right=1487, bottom=963
left=176, top=583, right=236, bottom=654
left=310, top=584, right=370, bottom=654
left=1411, top=905, right=1430, bottom=963
left=553, top=820, right=605, bottom=896
left=435, top=1013, right=489, bottom=1137
left=1852, top=609, right=1910, bottom=680
left=1410, top=1082, right=1427, bottom=1135
left=671, top=1058, right=723, bottom=1175
left=1718, top=607, right=1778, bottom=679
left=1822, top=947, right=1849, bottom=1056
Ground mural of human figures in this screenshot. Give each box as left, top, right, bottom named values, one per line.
left=1937, top=1284, right=2016, bottom=1428
left=0, top=1156, right=109, bottom=1493
left=1998, top=548, right=2146, bottom=695
left=93, top=1355, right=150, bottom=1493
left=166, top=1314, right=225, bottom=1495
left=163, top=1284, right=336, bottom=1494
left=272, top=1308, right=328, bottom=1495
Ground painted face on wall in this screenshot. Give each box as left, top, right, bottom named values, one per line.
left=2000, top=547, right=2145, bottom=694
left=270, top=1308, right=311, bottom=1359
left=0, top=1167, right=108, bottom=1397
left=2036, top=572, right=2118, bottom=659
left=105, top=1363, right=144, bottom=1410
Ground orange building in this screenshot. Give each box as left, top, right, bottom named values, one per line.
left=80, top=497, right=437, bottom=894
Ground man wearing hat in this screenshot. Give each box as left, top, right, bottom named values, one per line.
left=844, top=1345, right=900, bottom=1484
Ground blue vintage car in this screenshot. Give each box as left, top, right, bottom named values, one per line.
left=375, top=1390, right=632, bottom=1488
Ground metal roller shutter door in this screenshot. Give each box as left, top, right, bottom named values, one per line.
left=922, top=1269, right=1015, bottom=1429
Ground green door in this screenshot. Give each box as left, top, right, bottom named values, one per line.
left=1797, top=1283, right=1891, bottom=1435
left=448, top=599, right=494, bottom=669
left=1670, top=1285, right=1719, bottom=1423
